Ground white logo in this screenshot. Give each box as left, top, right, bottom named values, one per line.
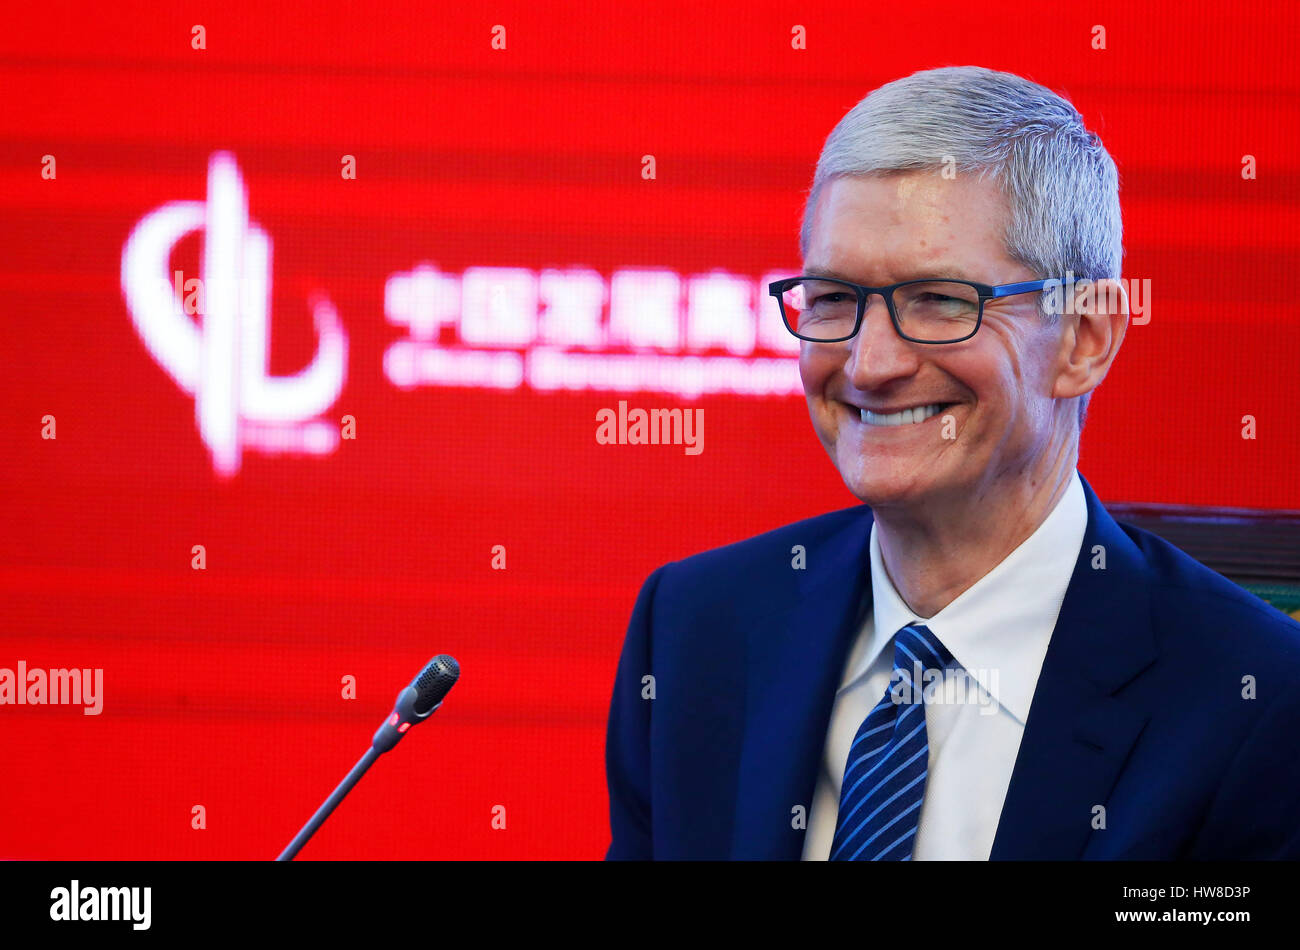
left=50, top=880, right=151, bottom=930
left=121, top=152, right=347, bottom=477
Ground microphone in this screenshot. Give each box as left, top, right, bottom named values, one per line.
left=276, top=654, right=460, bottom=861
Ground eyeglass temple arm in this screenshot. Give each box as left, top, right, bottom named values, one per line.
left=988, top=277, right=1077, bottom=298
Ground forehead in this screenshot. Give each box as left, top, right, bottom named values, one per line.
left=805, top=171, right=1012, bottom=281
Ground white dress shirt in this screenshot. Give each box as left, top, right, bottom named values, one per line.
left=801, top=470, right=1088, bottom=860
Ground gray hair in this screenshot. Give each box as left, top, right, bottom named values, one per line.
left=799, top=66, right=1123, bottom=429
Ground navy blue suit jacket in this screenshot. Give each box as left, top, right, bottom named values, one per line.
left=605, top=476, right=1300, bottom=859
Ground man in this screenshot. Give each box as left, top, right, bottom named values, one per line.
left=604, top=65, right=1300, bottom=860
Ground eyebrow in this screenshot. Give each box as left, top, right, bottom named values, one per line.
left=803, top=264, right=981, bottom=285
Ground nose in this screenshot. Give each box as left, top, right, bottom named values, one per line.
left=845, top=293, right=922, bottom=389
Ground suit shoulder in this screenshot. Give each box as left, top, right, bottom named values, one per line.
left=649, top=504, right=870, bottom=609
left=1118, top=518, right=1300, bottom=672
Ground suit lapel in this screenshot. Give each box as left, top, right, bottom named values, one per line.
left=989, top=476, right=1157, bottom=859
left=729, top=507, right=874, bottom=859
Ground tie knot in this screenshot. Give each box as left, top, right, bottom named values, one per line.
left=891, top=623, right=953, bottom=686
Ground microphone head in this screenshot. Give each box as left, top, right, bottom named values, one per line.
left=411, top=654, right=460, bottom=715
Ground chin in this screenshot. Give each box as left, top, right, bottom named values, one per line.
left=836, top=457, right=941, bottom=509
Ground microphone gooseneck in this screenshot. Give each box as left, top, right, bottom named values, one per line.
left=276, top=655, right=460, bottom=861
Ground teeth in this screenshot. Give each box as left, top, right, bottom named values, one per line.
left=861, top=403, right=948, bottom=427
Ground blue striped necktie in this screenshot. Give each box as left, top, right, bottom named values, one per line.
left=830, top=622, right=953, bottom=861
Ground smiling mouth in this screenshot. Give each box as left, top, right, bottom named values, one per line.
left=859, top=403, right=957, bottom=427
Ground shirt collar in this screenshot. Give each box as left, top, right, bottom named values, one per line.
left=846, top=470, right=1088, bottom=725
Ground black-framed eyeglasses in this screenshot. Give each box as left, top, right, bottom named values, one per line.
left=767, top=275, right=1076, bottom=344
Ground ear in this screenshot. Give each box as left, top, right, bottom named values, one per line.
left=1051, top=278, right=1129, bottom=402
